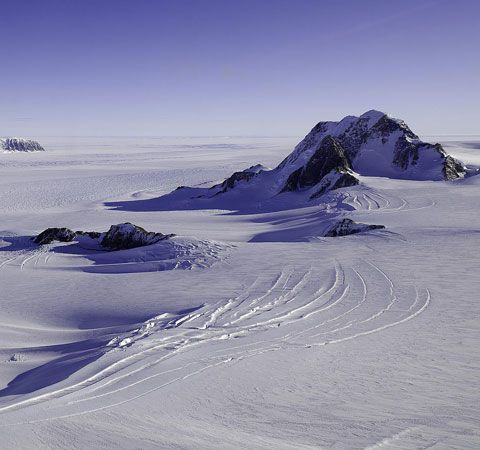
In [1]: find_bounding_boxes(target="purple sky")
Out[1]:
[1,0,478,137]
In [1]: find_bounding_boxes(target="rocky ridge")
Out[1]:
[33,223,175,250]
[324,219,385,237]
[1,137,45,152]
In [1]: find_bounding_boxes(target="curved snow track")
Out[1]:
[0,258,430,423]
[341,189,435,213]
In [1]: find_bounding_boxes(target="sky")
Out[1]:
[0,0,479,137]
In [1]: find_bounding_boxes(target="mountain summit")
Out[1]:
[277,110,464,182]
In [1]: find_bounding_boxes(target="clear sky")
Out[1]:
[1,0,478,137]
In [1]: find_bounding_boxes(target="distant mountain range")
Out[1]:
[1,137,45,152]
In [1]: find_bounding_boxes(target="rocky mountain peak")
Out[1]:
[359,109,387,123]
[279,110,465,181]
[369,114,418,140]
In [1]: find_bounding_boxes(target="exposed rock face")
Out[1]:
[281,136,355,193]
[212,164,267,194]
[1,138,45,152]
[443,154,466,181]
[324,219,385,237]
[33,228,76,244]
[100,223,175,250]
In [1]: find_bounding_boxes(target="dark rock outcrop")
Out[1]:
[280,135,359,198]
[370,114,417,138]
[100,223,175,250]
[281,136,355,193]
[212,164,266,195]
[336,117,371,160]
[443,154,466,180]
[34,223,175,250]
[1,138,45,152]
[33,227,76,244]
[76,230,102,239]
[324,219,385,237]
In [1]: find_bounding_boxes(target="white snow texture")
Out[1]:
[0,115,479,449]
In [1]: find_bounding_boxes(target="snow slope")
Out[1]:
[0,134,479,449]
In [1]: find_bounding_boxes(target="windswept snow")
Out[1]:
[0,135,479,449]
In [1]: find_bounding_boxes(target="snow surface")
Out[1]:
[0,135,479,449]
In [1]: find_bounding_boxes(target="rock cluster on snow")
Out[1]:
[33,223,175,250]
[101,223,174,250]
[33,228,77,244]
[1,137,45,152]
[324,218,384,237]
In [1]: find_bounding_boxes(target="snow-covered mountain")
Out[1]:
[163,110,466,210]
[0,137,45,152]
[277,109,465,182]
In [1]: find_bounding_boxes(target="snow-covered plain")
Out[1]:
[0,134,479,449]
